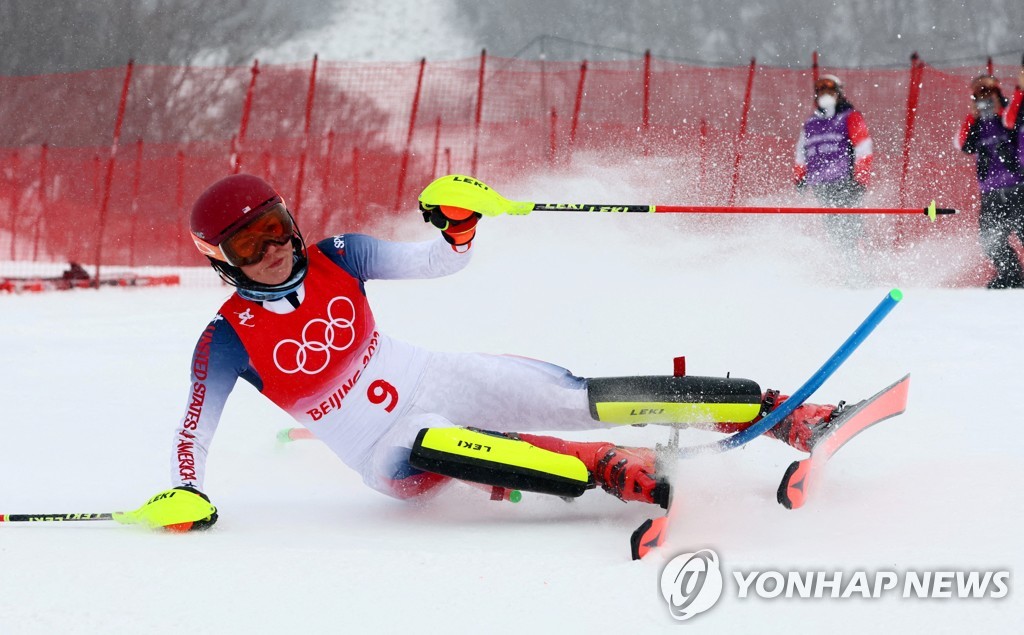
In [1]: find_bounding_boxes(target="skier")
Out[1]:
[794,74,874,256]
[136,174,841,530]
[956,74,1024,289]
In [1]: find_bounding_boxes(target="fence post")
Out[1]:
[699,119,708,195]
[549,107,558,164]
[898,52,923,211]
[351,146,361,222]
[539,37,548,114]
[293,54,319,218]
[93,155,102,207]
[9,151,20,261]
[727,57,757,206]
[93,59,134,285]
[431,116,442,179]
[395,57,427,210]
[570,60,588,152]
[32,143,48,261]
[175,150,186,266]
[471,49,487,176]
[642,49,651,155]
[128,139,142,267]
[318,128,336,240]
[233,59,260,174]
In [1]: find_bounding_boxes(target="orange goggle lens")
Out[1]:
[814,79,838,93]
[221,204,295,267]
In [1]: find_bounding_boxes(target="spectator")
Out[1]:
[955,74,1024,289]
[61,262,90,281]
[56,261,91,290]
[794,74,874,250]
[1003,66,1024,190]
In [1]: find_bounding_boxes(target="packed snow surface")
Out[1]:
[1,171,1022,633]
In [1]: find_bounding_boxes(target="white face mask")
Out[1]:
[817,94,837,111]
[975,98,996,119]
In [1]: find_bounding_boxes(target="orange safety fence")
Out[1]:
[0,54,1016,285]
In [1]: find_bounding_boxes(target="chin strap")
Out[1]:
[236,275,304,303]
[221,244,308,303]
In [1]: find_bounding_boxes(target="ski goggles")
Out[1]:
[814,78,839,94]
[972,85,997,100]
[220,203,296,267]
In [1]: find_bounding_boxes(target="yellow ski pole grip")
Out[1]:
[114,488,216,529]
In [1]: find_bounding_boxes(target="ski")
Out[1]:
[630,515,670,560]
[777,374,910,510]
[630,290,904,559]
[629,392,820,560]
[629,375,909,559]
[630,362,833,560]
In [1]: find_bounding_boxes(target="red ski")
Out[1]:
[630,515,670,560]
[777,374,910,510]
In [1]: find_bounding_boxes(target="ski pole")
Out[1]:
[673,288,904,458]
[1,502,165,524]
[531,202,952,219]
[418,174,956,220]
[1,512,119,523]
[0,511,150,524]
[2,490,213,527]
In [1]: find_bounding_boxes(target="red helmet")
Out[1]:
[190,174,307,298]
[191,174,283,256]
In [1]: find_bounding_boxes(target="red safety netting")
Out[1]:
[0,55,1016,285]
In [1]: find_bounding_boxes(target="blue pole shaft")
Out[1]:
[676,289,903,458]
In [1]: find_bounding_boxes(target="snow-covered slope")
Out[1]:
[2,170,1022,633]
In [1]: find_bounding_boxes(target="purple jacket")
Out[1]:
[800,111,855,185]
[961,116,1024,193]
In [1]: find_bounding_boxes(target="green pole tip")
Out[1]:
[889,288,903,301]
[509,490,522,503]
[276,429,294,444]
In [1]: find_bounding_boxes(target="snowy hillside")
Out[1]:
[257,0,477,63]
[1,170,1021,633]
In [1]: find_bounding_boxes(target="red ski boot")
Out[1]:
[761,390,844,452]
[591,444,672,508]
[514,434,671,508]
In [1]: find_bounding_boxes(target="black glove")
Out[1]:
[168,485,219,532]
[420,202,481,248]
[170,486,219,531]
[122,485,218,531]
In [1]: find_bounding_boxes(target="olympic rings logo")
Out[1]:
[273,296,356,375]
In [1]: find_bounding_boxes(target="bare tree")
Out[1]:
[0,0,345,75]
[0,0,356,146]
[451,0,1024,67]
